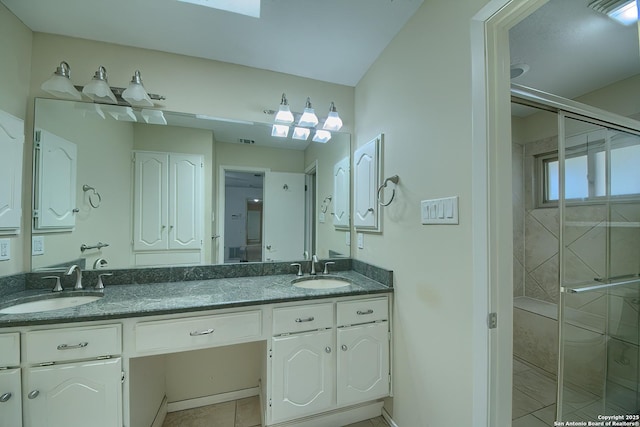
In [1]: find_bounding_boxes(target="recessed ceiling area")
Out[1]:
[1,0,424,87]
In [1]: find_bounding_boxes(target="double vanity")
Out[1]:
[0,260,393,427]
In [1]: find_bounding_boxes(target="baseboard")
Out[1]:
[382,407,399,427]
[268,401,384,427]
[167,387,260,413]
[150,396,168,427]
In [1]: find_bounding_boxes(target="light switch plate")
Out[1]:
[421,196,459,225]
[32,236,45,256]
[346,231,351,246]
[319,212,326,223]
[357,232,364,249]
[0,239,9,261]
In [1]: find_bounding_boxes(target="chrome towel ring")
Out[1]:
[377,175,399,207]
[83,184,102,208]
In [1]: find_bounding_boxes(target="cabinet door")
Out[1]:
[333,156,350,228]
[353,136,380,230]
[264,172,305,261]
[24,358,122,427]
[169,154,202,250]
[133,152,169,250]
[0,369,22,427]
[337,322,389,406]
[270,330,335,423]
[0,110,24,233]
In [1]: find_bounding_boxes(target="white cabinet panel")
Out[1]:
[337,322,389,406]
[270,330,335,423]
[0,332,20,367]
[264,171,305,261]
[133,152,168,250]
[0,110,24,234]
[23,358,122,427]
[353,136,380,231]
[333,156,350,229]
[34,129,77,229]
[169,154,202,250]
[0,369,21,427]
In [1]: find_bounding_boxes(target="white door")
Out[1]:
[271,330,335,423]
[337,322,389,406]
[35,130,77,229]
[169,154,203,250]
[264,171,305,261]
[333,156,350,228]
[353,137,379,229]
[0,369,22,427]
[23,358,122,427]
[133,152,168,250]
[0,110,23,233]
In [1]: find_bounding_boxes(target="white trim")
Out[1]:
[150,395,168,427]
[166,386,260,412]
[268,401,383,427]
[382,407,399,427]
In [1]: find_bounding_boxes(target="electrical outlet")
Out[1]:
[319,212,326,223]
[357,233,364,249]
[0,239,10,261]
[345,232,351,246]
[32,236,45,256]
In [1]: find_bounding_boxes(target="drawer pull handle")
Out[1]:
[357,309,374,315]
[190,328,215,336]
[341,344,348,351]
[325,346,332,353]
[295,316,315,323]
[57,342,88,351]
[0,392,11,402]
[28,390,39,399]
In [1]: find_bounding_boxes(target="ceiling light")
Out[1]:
[141,109,167,125]
[589,0,638,25]
[82,66,117,104]
[272,124,289,138]
[292,127,310,140]
[312,130,332,143]
[41,61,82,100]
[274,93,294,124]
[122,70,154,107]
[297,97,318,128]
[176,0,260,18]
[322,102,343,131]
[510,63,530,79]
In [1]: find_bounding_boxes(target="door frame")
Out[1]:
[471,0,548,425]
[217,165,269,264]
[304,160,318,259]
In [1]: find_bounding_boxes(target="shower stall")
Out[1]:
[512,85,640,422]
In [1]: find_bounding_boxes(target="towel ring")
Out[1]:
[320,196,332,213]
[83,184,102,208]
[377,175,399,207]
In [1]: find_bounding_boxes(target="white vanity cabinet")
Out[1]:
[269,303,335,423]
[0,333,21,427]
[21,324,123,427]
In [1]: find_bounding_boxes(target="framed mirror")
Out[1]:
[31,98,351,271]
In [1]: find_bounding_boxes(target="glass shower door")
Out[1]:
[557,113,640,422]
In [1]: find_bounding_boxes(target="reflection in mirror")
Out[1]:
[31,98,351,271]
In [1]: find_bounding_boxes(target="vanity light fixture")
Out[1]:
[589,0,638,25]
[272,124,290,138]
[74,102,106,119]
[274,93,295,124]
[292,127,311,140]
[41,61,82,100]
[122,70,154,107]
[312,130,332,143]
[103,105,137,122]
[82,66,117,104]
[141,109,167,125]
[322,102,343,131]
[297,97,319,128]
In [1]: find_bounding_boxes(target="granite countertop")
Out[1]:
[0,270,392,327]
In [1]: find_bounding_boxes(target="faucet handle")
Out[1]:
[43,276,63,292]
[322,262,336,275]
[96,273,112,290]
[290,263,303,276]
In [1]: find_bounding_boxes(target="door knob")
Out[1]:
[28,390,40,399]
[0,392,11,402]
[266,245,272,250]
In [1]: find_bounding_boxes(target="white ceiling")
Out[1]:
[1,0,424,87]
[510,0,640,113]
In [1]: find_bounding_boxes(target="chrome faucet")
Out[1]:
[93,258,108,269]
[65,264,83,290]
[310,255,319,275]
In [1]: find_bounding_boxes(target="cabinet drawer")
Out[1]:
[273,303,333,335]
[135,310,262,353]
[25,324,122,364]
[337,297,388,326]
[0,333,19,368]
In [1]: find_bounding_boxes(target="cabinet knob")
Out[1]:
[325,346,332,354]
[0,392,11,402]
[28,390,40,399]
[341,344,348,351]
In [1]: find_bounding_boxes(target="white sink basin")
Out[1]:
[292,277,351,289]
[0,294,103,314]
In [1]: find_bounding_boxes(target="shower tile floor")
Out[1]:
[162,395,389,427]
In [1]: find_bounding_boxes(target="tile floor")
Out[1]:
[162,395,389,427]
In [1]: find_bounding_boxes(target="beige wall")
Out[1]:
[353,1,488,425]
[0,4,32,277]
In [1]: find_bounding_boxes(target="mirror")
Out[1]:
[31,98,351,271]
